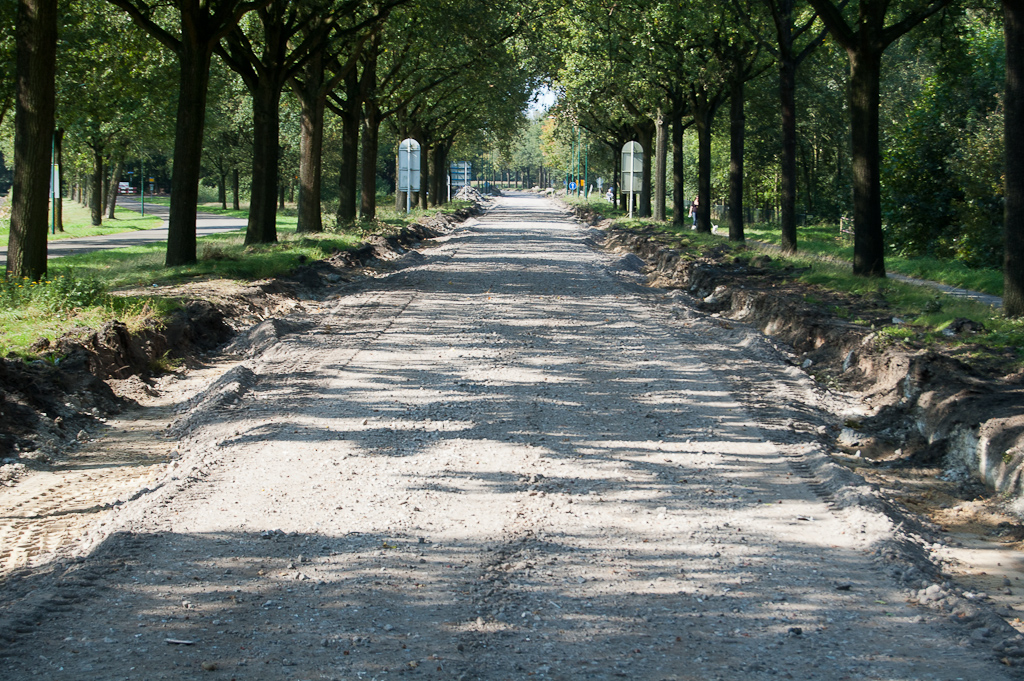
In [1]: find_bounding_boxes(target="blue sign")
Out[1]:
[569,182,578,191]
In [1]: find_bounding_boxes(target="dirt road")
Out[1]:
[0,194,1016,679]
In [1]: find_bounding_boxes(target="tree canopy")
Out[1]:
[0,0,1019,314]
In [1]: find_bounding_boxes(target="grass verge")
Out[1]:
[561,195,1004,297]
[0,199,470,358]
[607,217,1024,371]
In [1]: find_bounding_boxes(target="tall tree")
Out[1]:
[60,0,175,227]
[291,5,385,232]
[217,0,338,245]
[1006,0,1024,316]
[0,0,16,130]
[807,0,952,276]
[7,0,57,281]
[734,0,827,250]
[107,0,269,265]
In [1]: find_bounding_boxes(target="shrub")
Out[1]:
[0,273,109,313]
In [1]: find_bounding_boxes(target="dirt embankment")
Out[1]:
[0,209,475,468]
[570,206,1024,504]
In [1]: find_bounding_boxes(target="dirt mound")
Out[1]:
[0,355,120,461]
[456,185,504,200]
[0,209,477,465]
[600,223,1024,500]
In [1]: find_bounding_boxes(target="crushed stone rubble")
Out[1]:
[0,193,1020,679]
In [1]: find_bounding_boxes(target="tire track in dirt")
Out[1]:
[0,195,1019,679]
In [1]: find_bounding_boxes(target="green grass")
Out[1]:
[0,199,164,247]
[0,197,468,357]
[744,220,1004,296]
[0,272,180,359]
[569,193,1001,298]
[608,214,1023,367]
[45,216,357,289]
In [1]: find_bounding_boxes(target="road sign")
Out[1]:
[398,139,421,192]
[620,142,643,193]
[569,181,577,191]
[450,162,471,188]
[398,138,421,213]
[620,141,643,218]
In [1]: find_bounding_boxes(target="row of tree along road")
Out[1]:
[3,0,1023,316]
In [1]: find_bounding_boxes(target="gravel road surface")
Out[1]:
[0,194,1014,680]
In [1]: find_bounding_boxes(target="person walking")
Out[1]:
[689,195,699,229]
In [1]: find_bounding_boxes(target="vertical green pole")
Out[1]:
[584,144,589,200]
[141,157,145,216]
[566,134,571,194]
[50,133,56,235]
[577,126,585,196]
[574,128,579,196]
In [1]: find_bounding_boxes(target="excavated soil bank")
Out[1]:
[0,209,474,465]
[589,217,1024,500]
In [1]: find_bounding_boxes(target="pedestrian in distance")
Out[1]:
[689,196,699,229]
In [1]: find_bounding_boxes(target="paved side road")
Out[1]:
[0,199,246,267]
[0,194,1015,680]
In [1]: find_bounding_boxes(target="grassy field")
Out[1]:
[0,199,164,247]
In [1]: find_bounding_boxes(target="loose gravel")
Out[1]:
[0,193,1017,680]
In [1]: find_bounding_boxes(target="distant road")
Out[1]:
[0,198,247,267]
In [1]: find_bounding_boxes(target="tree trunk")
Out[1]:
[101,159,110,215]
[612,145,620,210]
[694,100,719,233]
[431,143,446,206]
[395,144,404,211]
[54,126,63,232]
[7,0,56,281]
[90,146,103,226]
[336,71,360,224]
[218,169,226,209]
[232,166,240,210]
[848,46,885,277]
[780,56,798,252]
[671,102,688,227]
[295,55,326,233]
[636,122,653,217]
[420,142,430,209]
[1005,0,1024,315]
[654,109,667,222]
[106,154,123,220]
[729,73,746,242]
[359,99,381,220]
[166,38,213,266]
[245,77,280,245]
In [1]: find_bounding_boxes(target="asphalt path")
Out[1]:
[0,198,247,267]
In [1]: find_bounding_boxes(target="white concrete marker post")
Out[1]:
[398,138,421,213]
[620,141,643,219]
